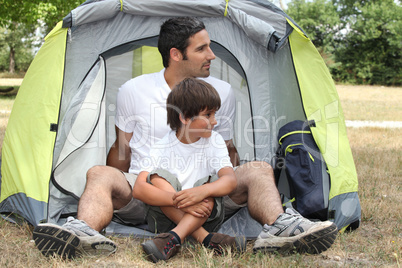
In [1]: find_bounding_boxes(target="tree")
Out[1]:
[286,0,340,70]
[0,1,83,33]
[333,0,402,85]
[0,0,83,73]
[287,0,340,48]
[0,23,37,73]
[286,0,401,86]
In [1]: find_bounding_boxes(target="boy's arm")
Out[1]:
[173,166,237,208]
[133,171,212,217]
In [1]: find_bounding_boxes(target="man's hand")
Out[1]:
[172,187,208,208]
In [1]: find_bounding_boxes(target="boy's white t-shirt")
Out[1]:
[115,69,236,174]
[141,130,233,190]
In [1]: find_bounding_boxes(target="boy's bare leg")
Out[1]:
[161,206,209,242]
[151,177,209,243]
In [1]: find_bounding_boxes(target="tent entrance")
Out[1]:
[50,37,255,224]
[102,37,256,164]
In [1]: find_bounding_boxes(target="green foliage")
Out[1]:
[287,0,401,86]
[332,0,402,85]
[0,25,36,73]
[287,0,340,48]
[0,0,83,73]
[0,0,83,33]
[287,0,341,76]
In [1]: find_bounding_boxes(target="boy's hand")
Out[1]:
[172,187,208,208]
[180,201,212,218]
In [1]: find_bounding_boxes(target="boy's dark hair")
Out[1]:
[167,78,221,131]
[158,17,206,68]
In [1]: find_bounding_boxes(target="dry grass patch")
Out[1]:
[337,85,402,121]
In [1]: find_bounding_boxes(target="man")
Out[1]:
[33,17,337,259]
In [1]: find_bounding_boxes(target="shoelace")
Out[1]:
[163,237,177,254]
[208,242,225,255]
[64,218,99,236]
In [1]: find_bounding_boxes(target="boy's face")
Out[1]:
[187,108,217,139]
[180,29,216,78]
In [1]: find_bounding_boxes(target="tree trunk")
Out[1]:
[9,46,15,73]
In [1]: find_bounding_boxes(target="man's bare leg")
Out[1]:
[77,165,133,231]
[230,161,338,254]
[33,165,131,258]
[230,161,283,225]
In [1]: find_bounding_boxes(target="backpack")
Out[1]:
[274,120,330,220]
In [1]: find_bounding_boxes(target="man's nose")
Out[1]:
[207,47,216,60]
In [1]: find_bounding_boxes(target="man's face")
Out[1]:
[181,29,216,78]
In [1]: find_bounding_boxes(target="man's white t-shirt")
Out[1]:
[115,69,236,174]
[141,130,233,190]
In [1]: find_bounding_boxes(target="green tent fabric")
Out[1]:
[287,21,358,199]
[1,23,67,223]
[0,0,360,237]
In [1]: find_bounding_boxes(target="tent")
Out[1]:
[0,0,361,238]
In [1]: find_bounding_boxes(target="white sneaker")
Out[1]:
[253,208,338,254]
[33,216,117,259]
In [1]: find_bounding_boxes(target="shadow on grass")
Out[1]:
[0,86,19,99]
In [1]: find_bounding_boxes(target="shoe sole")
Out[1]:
[253,222,338,255]
[141,240,165,263]
[33,224,116,259]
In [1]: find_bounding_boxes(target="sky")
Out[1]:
[271,0,292,10]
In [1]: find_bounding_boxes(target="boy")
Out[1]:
[132,78,246,263]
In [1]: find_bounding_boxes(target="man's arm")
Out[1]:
[226,139,240,167]
[106,126,133,172]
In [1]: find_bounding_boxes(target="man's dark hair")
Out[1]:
[167,78,221,131]
[158,17,206,68]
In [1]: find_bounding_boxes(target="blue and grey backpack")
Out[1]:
[274,120,330,220]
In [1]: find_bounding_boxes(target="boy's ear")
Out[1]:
[179,113,190,125]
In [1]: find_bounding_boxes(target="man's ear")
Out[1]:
[179,113,190,125]
[170,48,182,62]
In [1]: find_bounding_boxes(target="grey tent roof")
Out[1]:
[63,0,299,52]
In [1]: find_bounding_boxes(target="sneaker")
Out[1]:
[141,233,181,263]
[33,216,117,259]
[207,233,246,255]
[253,208,338,254]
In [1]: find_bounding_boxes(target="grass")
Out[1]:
[0,84,401,267]
[337,85,402,121]
[0,72,25,79]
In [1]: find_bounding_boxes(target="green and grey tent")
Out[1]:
[0,0,360,237]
